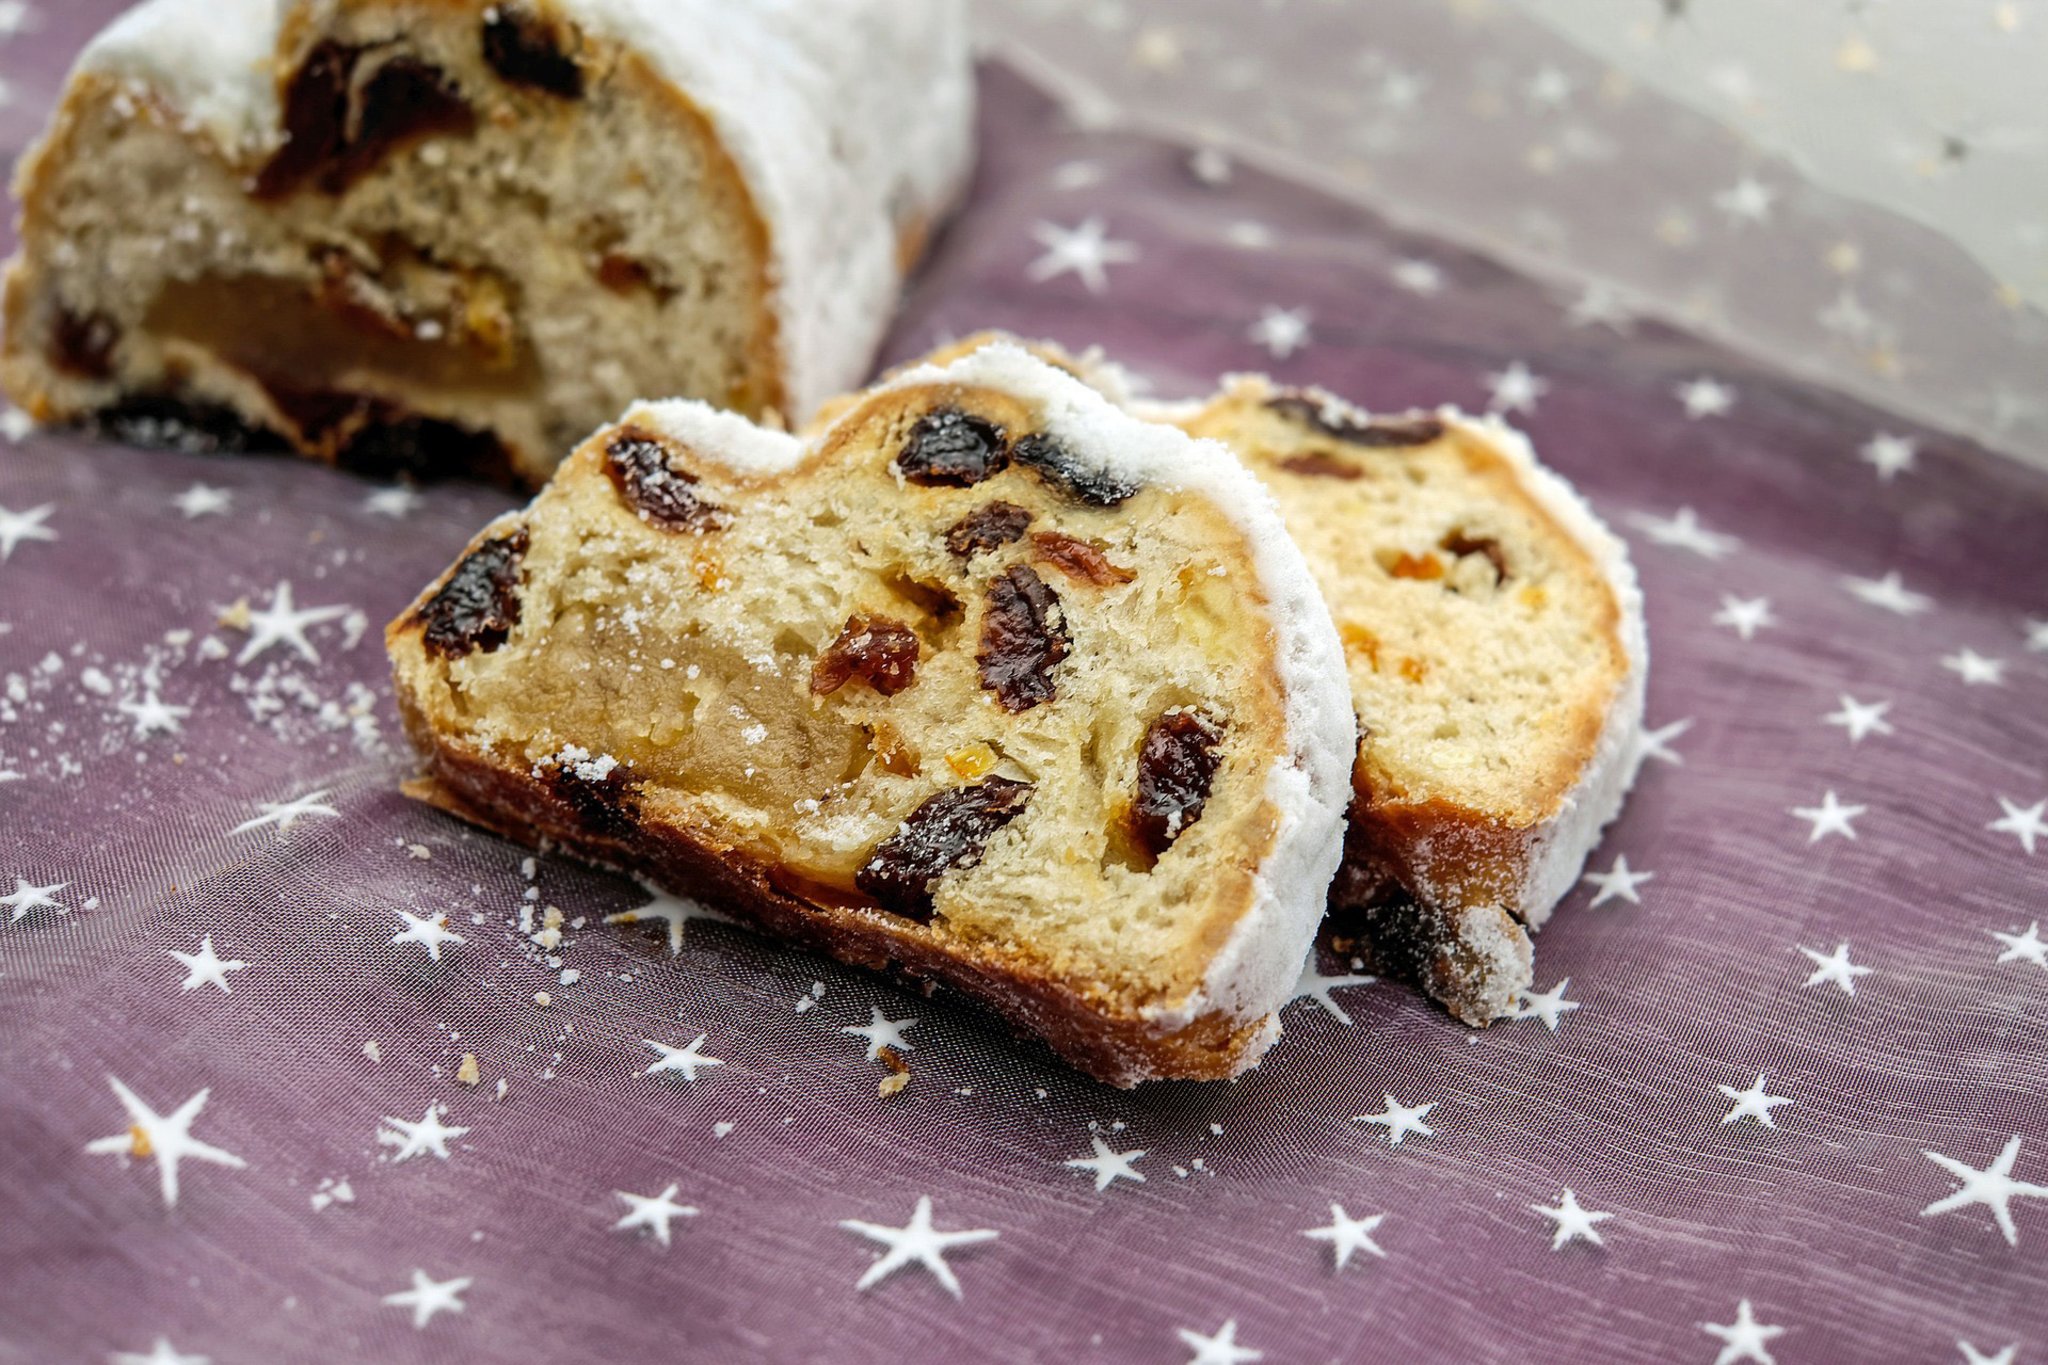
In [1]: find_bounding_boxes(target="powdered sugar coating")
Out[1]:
[620,398,803,477]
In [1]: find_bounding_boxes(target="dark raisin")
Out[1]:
[1440,529,1509,583]
[1267,393,1444,448]
[1130,711,1223,858]
[481,5,585,98]
[811,614,921,697]
[264,384,516,484]
[547,757,640,838]
[255,41,354,199]
[943,501,1033,558]
[51,308,119,379]
[604,427,728,531]
[255,44,474,200]
[338,56,475,188]
[1031,530,1133,586]
[90,394,285,454]
[1011,432,1137,506]
[1277,450,1362,480]
[418,528,529,658]
[855,777,1034,919]
[896,408,1007,487]
[976,565,1068,712]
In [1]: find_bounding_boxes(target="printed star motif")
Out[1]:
[170,483,232,519]
[378,1102,469,1162]
[1515,979,1580,1030]
[168,935,248,994]
[0,2,35,39]
[1390,258,1444,295]
[1247,306,1313,359]
[2025,618,2048,653]
[1355,1095,1436,1146]
[363,486,421,518]
[1714,176,1777,224]
[0,502,57,559]
[1718,1074,1793,1128]
[389,907,464,962]
[1922,1136,2048,1245]
[1798,944,1872,995]
[1628,508,1740,559]
[1064,1133,1148,1191]
[1026,218,1139,294]
[1582,854,1653,907]
[111,1338,210,1365]
[85,1076,246,1207]
[1531,1189,1612,1249]
[1699,1300,1786,1365]
[1302,1203,1387,1269]
[230,789,339,835]
[118,691,192,739]
[1941,648,2006,686]
[1484,361,1549,415]
[1860,433,1918,481]
[1991,923,2048,970]
[1565,282,1635,331]
[841,1005,917,1060]
[1790,791,1866,843]
[643,1034,723,1081]
[1526,65,1575,108]
[1676,377,1736,419]
[2,876,67,922]
[1824,694,1893,743]
[1989,798,2047,855]
[382,1269,472,1329]
[604,882,730,954]
[1638,716,1694,766]
[0,405,32,440]
[1958,1341,2018,1365]
[1178,1319,1263,1365]
[1291,957,1377,1024]
[1842,570,1933,615]
[1712,594,1775,640]
[613,1183,698,1247]
[233,581,350,665]
[838,1196,998,1299]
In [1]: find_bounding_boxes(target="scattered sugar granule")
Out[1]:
[310,1177,355,1211]
[362,1040,382,1063]
[455,1054,480,1086]
[742,723,768,746]
[713,1121,735,1139]
[795,996,816,1013]
[81,668,113,695]
[81,897,99,912]
[406,844,432,860]
[559,969,581,986]
[494,1078,508,1101]
[531,926,562,950]
[520,857,537,881]
[533,991,553,1007]
[1210,1123,1223,1136]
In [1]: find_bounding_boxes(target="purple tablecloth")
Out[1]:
[2,11,2046,1364]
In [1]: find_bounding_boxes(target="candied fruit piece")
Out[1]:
[1276,450,1362,480]
[1440,529,1510,583]
[419,528,529,658]
[944,742,998,781]
[604,426,729,531]
[1388,551,1444,581]
[811,614,921,697]
[944,501,1033,558]
[896,407,1007,486]
[481,5,585,99]
[867,721,920,776]
[855,776,1034,919]
[976,565,1069,712]
[1031,530,1134,587]
[1011,432,1137,506]
[1266,394,1444,448]
[1130,711,1223,858]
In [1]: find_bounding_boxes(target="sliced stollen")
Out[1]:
[386,344,1355,1085]
[3,0,973,484]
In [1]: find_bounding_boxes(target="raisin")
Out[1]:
[418,528,529,658]
[1031,530,1134,586]
[255,43,474,200]
[944,501,1033,558]
[340,56,475,187]
[976,565,1068,712]
[1277,450,1362,481]
[1440,529,1509,583]
[811,614,921,697]
[548,762,639,838]
[1130,711,1223,858]
[604,427,728,531]
[264,384,516,483]
[51,308,119,379]
[855,776,1034,919]
[896,407,1007,487]
[255,41,353,199]
[90,394,285,454]
[481,5,585,99]
[1011,432,1136,506]
[1267,393,1444,448]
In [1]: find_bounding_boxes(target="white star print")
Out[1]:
[1712,594,1775,640]
[363,486,421,518]
[0,502,57,559]
[168,935,247,994]
[1860,433,1918,481]
[2,876,67,922]
[1790,791,1866,843]
[1699,1300,1785,1365]
[118,691,191,739]
[1301,1203,1387,1269]
[1225,221,1274,251]
[1988,798,2047,855]
[1958,1341,2018,1365]
[1064,1133,1147,1191]
[0,2,36,39]
[1531,1189,1611,1249]
[1565,281,1635,331]
[229,789,339,835]
[85,1076,246,1207]
[1798,944,1872,995]
[0,406,31,441]
[233,581,350,665]
[389,907,464,962]
[1484,360,1549,415]
[1290,957,1377,1024]
[613,1183,698,1247]
[1628,508,1740,559]
[841,1005,916,1060]
[1922,1136,2048,1245]
[1354,1095,1436,1145]
[1676,377,1736,419]
[1638,716,1694,766]
[382,1269,472,1329]
[1991,923,2048,970]
[1714,176,1777,224]
[644,1034,723,1081]
[110,1338,210,1365]
[2024,618,2048,653]
[1247,306,1313,359]
[170,483,232,519]
[1178,1319,1263,1365]
[1186,147,1231,186]
[378,1102,469,1162]
[1390,258,1444,295]
[1514,979,1580,1030]
[1026,218,1138,294]
[1842,570,1933,616]
[1526,65,1575,108]
[838,1196,997,1299]
[603,882,729,954]
[1582,854,1653,907]
[1823,695,1893,744]
[1717,1074,1793,1128]
[1941,648,2006,686]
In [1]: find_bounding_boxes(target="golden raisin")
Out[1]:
[1032,530,1135,586]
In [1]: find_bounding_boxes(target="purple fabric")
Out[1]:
[4,18,2048,1365]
